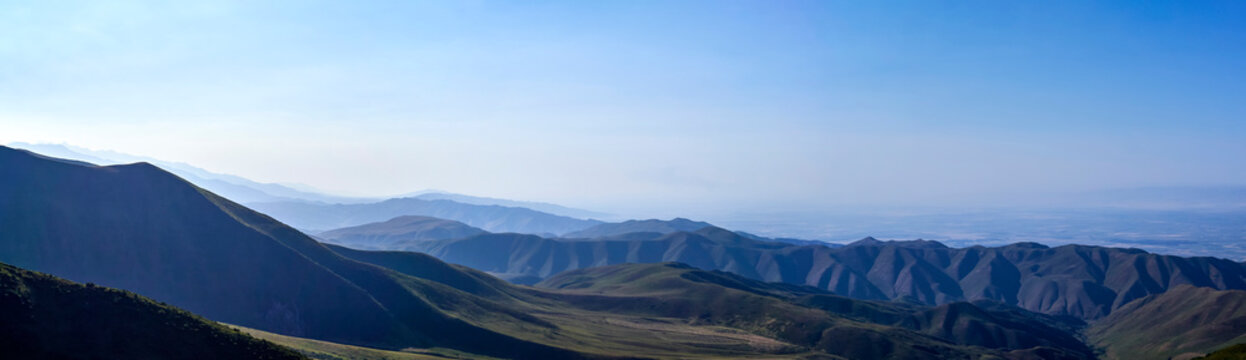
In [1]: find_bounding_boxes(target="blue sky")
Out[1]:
[2,1,1244,217]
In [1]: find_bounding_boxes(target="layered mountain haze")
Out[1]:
[6,145,1246,359]
[0,146,600,359]
[249,198,603,235]
[5,142,366,204]
[407,191,613,220]
[2,140,603,227]
[8,145,1118,359]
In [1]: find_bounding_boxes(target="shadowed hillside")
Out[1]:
[0,262,305,360]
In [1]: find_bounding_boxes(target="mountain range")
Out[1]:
[346,220,1246,321]
[0,144,1148,359]
[5,142,608,223]
[250,198,604,234]
[0,145,595,359]
[4,145,1246,359]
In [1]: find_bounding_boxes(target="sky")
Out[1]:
[2,0,1245,218]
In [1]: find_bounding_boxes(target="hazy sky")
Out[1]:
[3,1,1245,217]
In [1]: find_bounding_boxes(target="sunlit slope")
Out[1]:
[535,262,1095,360]
[1090,285,1246,360]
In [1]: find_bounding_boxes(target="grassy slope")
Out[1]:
[529,262,1095,360]
[329,246,822,359]
[0,262,305,360]
[1089,285,1246,360]
[1196,343,1246,360]
[233,325,501,360]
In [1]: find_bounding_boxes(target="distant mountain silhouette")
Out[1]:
[407,191,612,220]
[0,262,305,360]
[1089,285,1246,360]
[562,218,713,238]
[249,198,603,234]
[316,215,486,250]
[5,142,367,204]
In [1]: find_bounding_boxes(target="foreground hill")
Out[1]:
[317,215,487,250]
[395,225,1246,320]
[0,146,597,359]
[1089,285,1246,360]
[249,198,603,234]
[0,262,305,360]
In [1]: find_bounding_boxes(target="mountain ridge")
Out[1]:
[389,223,1246,320]
[317,215,487,250]
[249,197,604,235]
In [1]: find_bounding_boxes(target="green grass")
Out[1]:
[231,325,500,360]
[1196,343,1246,360]
[523,262,1090,360]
